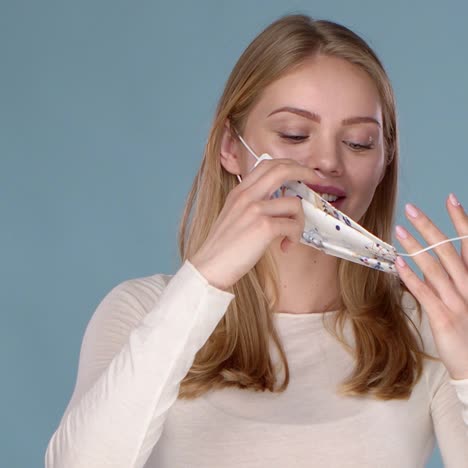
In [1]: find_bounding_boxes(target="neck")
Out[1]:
[268,238,341,315]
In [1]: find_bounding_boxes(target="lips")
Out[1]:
[304,183,347,197]
[329,197,345,209]
[303,183,347,210]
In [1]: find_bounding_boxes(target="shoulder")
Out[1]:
[109,271,174,312]
[86,259,233,339]
[59,270,177,419]
[82,270,175,348]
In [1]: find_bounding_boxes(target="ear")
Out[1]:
[220,121,242,176]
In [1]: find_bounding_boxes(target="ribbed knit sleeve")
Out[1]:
[45,260,234,468]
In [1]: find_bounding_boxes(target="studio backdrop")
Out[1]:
[1,1,467,467]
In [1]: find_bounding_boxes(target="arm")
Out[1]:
[418,307,468,466]
[448,377,468,431]
[45,260,234,468]
[430,372,468,467]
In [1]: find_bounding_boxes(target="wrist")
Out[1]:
[188,255,229,291]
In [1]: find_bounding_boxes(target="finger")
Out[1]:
[243,161,320,201]
[446,193,468,267]
[257,195,305,221]
[270,217,303,244]
[259,196,305,249]
[226,182,304,230]
[237,157,296,189]
[395,224,464,312]
[402,203,467,294]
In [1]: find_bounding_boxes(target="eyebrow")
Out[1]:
[267,106,381,128]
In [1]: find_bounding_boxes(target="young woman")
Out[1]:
[45,14,468,467]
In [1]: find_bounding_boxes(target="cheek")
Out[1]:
[348,159,385,217]
[354,150,385,188]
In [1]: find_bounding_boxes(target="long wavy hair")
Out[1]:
[177,14,437,400]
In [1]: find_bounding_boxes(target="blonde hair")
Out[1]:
[177,14,437,400]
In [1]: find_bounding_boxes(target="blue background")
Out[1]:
[2,1,467,466]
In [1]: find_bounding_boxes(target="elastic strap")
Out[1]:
[398,235,468,257]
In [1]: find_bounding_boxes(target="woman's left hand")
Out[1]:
[394,193,468,380]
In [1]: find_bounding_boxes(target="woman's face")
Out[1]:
[238,54,386,222]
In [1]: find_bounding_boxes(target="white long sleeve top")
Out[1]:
[45,259,468,468]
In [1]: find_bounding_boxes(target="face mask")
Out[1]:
[235,132,468,276]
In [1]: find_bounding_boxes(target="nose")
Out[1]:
[306,140,344,179]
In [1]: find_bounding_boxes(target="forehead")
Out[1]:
[251,55,382,121]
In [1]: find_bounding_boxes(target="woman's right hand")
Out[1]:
[189,159,318,291]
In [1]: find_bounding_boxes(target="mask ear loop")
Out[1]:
[396,235,468,257]
[233,130,259,160]
[232,129,263,184]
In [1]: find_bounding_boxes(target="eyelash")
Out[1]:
[279,133,308,143]
[345,141,374,151]
[279,133,309,143]
[279,134,374,151]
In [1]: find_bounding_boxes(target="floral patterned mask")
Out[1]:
[235,132,467,276]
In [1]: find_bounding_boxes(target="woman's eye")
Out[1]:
[279,133,308,142]
[345,141,374,151]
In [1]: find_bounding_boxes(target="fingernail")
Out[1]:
[449,193,461,207]
[396,256,406,267]
[395,225,408,239]
[405,203,419,218]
